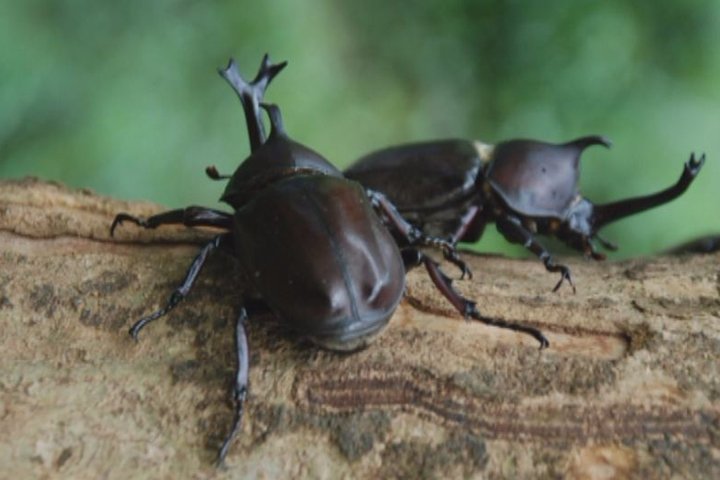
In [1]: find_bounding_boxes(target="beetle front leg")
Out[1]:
[406,249,549,349]
[110,206,233,236]
[128,234,228,339]
[367,189,472,279]
[496,216,575,293]
[217,307,250,466]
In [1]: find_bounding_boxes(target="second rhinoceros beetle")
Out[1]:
[110,56,549,465]
[345,137,705,291]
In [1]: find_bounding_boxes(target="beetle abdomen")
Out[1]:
[346,139,490,239]
[346,139,486,211]
[232,175,405,351]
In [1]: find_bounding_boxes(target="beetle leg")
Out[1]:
[496,216,575,293]
[367,189,472,279]
[219,54,287,152]
[410,250,549,349]
[584,239,606,261]
[591,152,705,231]
[593,233,617,251]
[400,249,424,270]
[449,205,483,245]
[217,307,250,466]
[110,207,233,236]
[128,234,227,339]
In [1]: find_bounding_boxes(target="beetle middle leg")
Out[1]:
[496,216,575,293]
[403,249,549,349]
[367,189,472,279]
[128,234,228,339]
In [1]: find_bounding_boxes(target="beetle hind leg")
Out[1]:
[408,250,549,349]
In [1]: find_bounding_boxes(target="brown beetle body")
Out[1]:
[231,152,404,351]
[346,136,705,291]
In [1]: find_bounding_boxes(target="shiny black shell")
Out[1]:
[221,112,343,209]
[346,139,485,211]
[233,175,405,350]
[345,139,489,238]
[346,136,610,223]
[229,104,405,350]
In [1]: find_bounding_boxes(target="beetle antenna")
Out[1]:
[219,54,288,152]
[206,165,231,181]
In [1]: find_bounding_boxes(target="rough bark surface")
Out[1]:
[1,178,718,479]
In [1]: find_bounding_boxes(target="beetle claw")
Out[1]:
[552,267,575,293]
[447,253,472,280]
[216,387,247,467]
[466,304,550,349]
[110,213,147,236]
[433,240,473,279]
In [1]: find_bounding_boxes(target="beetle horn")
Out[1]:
[219,54,288,152]
[590,152,706,232]
[260,103,286,137]
[563,135,612,153]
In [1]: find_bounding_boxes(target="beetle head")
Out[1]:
[561,151,706,255]
[221,103,343,208]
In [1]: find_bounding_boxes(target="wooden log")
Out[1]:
[1,178,718,478]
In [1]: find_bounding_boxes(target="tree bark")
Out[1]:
[1,178,718,479]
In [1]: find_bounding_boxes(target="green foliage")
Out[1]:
[1,0,718,256]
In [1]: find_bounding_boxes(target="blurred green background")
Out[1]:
[1,0,718,258]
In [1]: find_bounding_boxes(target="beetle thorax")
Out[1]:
[221,129,343,209]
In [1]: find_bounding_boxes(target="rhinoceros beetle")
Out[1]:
[110,56,549,465]
[667,234,720,254]
[345,137,705,291]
